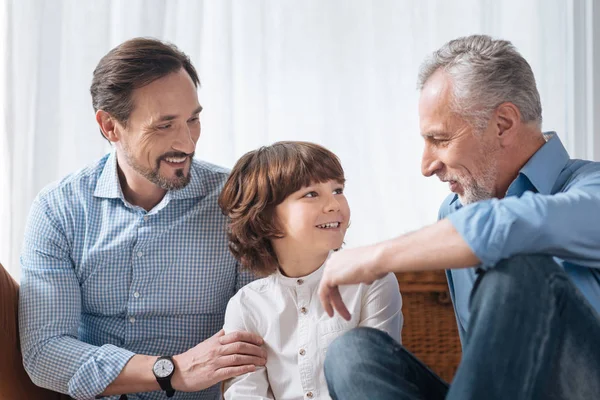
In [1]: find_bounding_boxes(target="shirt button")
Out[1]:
[143,215,149,221]
[133,292,140,298]
[300,307,307,314]
[137,251,143,257]
[296,279,304,285]
[306,392,313,398]
[299,348,306,356]
[129,317,136,324]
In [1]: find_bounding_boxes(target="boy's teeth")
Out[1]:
[317,222,340,229]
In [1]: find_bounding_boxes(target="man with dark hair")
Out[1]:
[17,37,266,400]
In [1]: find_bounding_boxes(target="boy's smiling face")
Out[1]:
[273,179,350,257]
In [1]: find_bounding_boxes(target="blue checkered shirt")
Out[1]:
[19,151,254,400]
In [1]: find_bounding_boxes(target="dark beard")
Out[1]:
[124,148,193,191]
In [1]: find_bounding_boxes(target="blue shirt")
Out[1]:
[19,152,254,400]
[439,133,600,344]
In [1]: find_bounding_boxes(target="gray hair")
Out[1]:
[417,35,542,131]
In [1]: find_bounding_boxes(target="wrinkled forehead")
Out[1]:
[418,73,472,138]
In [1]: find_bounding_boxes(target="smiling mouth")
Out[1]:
[163,156,187,163]
[316,222,341,229]
[160,156,191,169]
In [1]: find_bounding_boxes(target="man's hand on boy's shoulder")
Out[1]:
[172,329,267,391]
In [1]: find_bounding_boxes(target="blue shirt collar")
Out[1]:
[94,151,124,200]
[449,131,570,205]
[517,132,570,195]
[94,151,208,202]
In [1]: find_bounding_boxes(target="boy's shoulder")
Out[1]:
[235,275,274,298]
[225,275,276,331]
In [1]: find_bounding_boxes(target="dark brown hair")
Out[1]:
[218,141,345,276]
[90,37,200,139]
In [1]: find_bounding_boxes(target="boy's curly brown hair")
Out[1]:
[218,141,345,276]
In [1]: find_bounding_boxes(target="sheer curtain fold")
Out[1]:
[0,0,578,280]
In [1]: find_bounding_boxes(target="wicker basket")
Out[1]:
[396,270,462,382]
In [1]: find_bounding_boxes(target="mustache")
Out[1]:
[437,174,459,182]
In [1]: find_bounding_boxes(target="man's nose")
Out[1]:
[421,145,443,177]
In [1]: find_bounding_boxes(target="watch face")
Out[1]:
[153,358,174,378]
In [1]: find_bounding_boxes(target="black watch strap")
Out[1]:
[156,377,175,398]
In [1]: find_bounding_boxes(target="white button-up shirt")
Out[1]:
[223,264,403,399]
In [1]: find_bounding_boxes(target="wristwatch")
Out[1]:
[152,356,176,398]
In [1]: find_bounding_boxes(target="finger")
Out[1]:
[219,330,264,346]
[216,354,266,368]
[210,328,225,339]
[318,283,334,317]
[330,286,352,321]
[214,364,257,381]
[219,342,268,359]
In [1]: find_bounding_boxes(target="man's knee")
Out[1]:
[473,255,568,306]
[485,254,564,286]
[324,327,403,380]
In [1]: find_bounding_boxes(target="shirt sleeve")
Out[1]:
[18,196,135,399]
[222,291,274,399]
[358,272,403,343]
[446,170,600,269]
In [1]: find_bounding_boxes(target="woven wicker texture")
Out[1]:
[396,270,462,382]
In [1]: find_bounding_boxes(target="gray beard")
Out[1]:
[458,160,497,205]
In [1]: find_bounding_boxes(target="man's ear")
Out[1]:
[95,110,121,143]
[494,102,521,145]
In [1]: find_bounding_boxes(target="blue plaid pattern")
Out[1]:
[19,152,254,400]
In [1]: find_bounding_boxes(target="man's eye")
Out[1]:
[158,124,172,130]
[431,138,450,146]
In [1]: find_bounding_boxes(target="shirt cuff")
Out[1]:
[446,200,518,269]
[68,344,136,399]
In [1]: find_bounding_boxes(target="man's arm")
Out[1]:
[447,184,600,269]
[20,196,267,399]
[318,219,478,319]
[319,170,600,318]
[101,329,267,397]
[19,196,136,399]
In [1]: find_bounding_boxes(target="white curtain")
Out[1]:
[0,0,588,280]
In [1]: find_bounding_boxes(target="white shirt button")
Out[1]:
[143,215,149,221]
[133,292,140,298]
[306,392,313,398]
[129,317,136,323]
[137,251,143,257]
[300,307,307,314]
[296,279,304,285]
[299,348,306,356]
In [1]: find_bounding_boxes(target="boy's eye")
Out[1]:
[303,191,318,198]
[333,188,344,195]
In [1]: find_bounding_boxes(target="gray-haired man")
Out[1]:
[320,35,600,400]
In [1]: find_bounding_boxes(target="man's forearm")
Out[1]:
[99,355,160,396]
[375,218,480,274]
